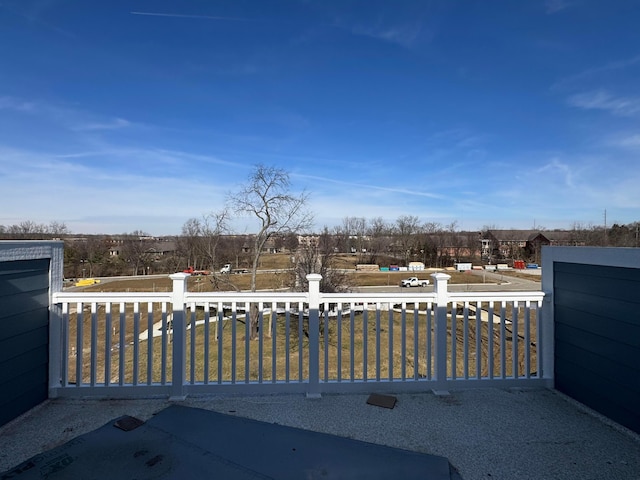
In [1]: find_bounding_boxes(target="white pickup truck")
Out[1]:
[400,277,430,287]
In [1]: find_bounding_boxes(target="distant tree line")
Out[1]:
[2,217,639,281]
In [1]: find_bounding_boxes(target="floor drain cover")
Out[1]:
[114,416,145,432]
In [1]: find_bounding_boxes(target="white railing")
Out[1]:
[50,273,549,398]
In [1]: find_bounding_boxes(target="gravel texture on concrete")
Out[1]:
[1,388,639,480]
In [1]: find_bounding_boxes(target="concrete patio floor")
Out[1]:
[1,388,639,480]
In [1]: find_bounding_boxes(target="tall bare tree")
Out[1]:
[228,164,313,339]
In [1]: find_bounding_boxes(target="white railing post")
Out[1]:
[170,273,189,400]
[48,243,65,397]
[306,274,322,398]
[432,272,451,393]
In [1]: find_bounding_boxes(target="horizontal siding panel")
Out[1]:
[554,288,639,327]
[556,261,640,284]
[555,341,640,394]
[0,309,49,342]
[0,325,48,364]
[555,304,640,348]
[0,268,50,297]
[555,322,638,371]
[555,361,640,434]
[0,375,48,428]
[0,258,49,275]
[554,273,640,303]
[0,363,48,407]
[0,289,49,321]
[0,344,48,385]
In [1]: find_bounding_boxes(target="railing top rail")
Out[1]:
[52,290,544,305]
[320,292,437,302]
[53,291,173,303]
[184,291,309,302]
[447,291,545,302]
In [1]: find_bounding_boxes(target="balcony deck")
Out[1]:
[1,388,639,480]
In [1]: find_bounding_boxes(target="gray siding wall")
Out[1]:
[0,241,63,427]
[0,259,50,427]
[543,247,640,434]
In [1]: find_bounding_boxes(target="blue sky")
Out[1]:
[1,0,639,235]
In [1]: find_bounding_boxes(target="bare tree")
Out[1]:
[179,218,202,269]
[395,215,420,265]
[293,227,348,293]
[199,210,230,271]
[228,164,313,339]
[120,232,153,276]
[364,217,392,264]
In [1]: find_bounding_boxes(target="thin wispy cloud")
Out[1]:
[130,11,255,22]
[567,90,640,117]
[537,159,576,189]
[545,0,574,14]
[610,134,640,149]
[296,173,445,200]
[0,96,36,112]
[73,118,133,131]
[0,1,76,39]
[552,54,640,91]
[344,21,425,49]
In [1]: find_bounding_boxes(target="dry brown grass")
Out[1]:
[80,263,484,293]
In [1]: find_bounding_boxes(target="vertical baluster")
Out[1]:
[451,302,457,380]
[285,302,290,383]
[388,303,394,381]
[245,302,250,384]
[271,303,277,383]
[337,303,343,382]
[500,301,507,379]
[413,303,419,381]
[463,302,469,380]
[536,300,542,378]
[375,303,381,381]
[475,302,482,379]
[119,302,125,386]
[298,303,303,383]
[105,302,112,386]
[350,303,355,381]
[231,301,237,384]
[217,302,223,384]
[323,302,329,382]
[90,303,97,387]
[61,302,69,385]
[363,303,368,382]
[512,301,519,378]
[204,302,210,384]
[426,303,432,380]
[75,302,83,386]
[161,302,167,385]
[133,302,140,385]
[524,300,531,378]
[147,302,153,385]
[258,302,264,384]
[400,303,406,381]
[189,302,196,384]
[488,301,494,379]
